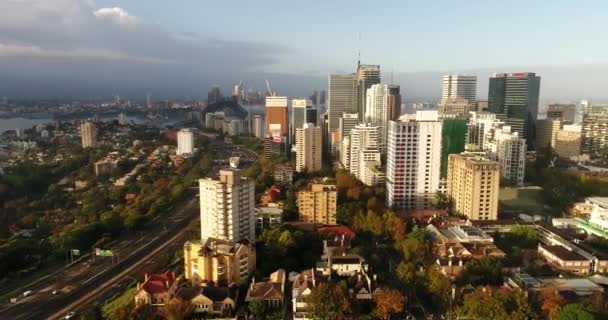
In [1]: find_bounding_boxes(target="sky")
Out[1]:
[1,0,608,101]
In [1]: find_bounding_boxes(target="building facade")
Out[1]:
[486,126,526,186]
[365,84,400,152]
[447,154,500,220]
[535,119,561,150]
[295,124,323,173]
[80,121,97,148]
[386,111,443,210]
[199,169,255,242]
[555,125,582,159]
[327,74,357,137]
[348,124,380,179]
[177,128,194,155]
[581,109,608,157]
[488,72,541,147]
[442,74,477,103]
[356,64,381,121]
[298,184,337,224]
[265,96,289,139]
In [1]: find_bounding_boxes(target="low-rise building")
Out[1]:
[255,204,283,232]
[94,159,116,176]
[274,164,293,185]
[190,284,238,316]
[538,244,592,275]
[245,269,286,308]
[134,272,178,307]
[292,269,328,320]
[183,238,256,286]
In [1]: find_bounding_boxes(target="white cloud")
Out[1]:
[93,7,139,25]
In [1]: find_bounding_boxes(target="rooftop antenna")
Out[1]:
[357,32,362,68]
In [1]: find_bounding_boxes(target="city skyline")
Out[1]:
[1,1,608,100]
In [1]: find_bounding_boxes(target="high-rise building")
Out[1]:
[546,104,577,123]
[177,128,194,155]
[581,108,608,157]
[306,108,318,126]
[486,126,526,186]
[339,113,359,141]
[386,111,443,210]
[466,112,502,150]
[447,154,500,220]
[208,85,223,104]
[291,99,313,143]
[297,184,337,224]
[80,121,97,148]
[365,84,401,152]
[535,119,561,150]
[357,149,383,186]
[295,124,323,173]
[555,125,582,159]
[442,75,477,103]
[265,96,289,140]
[356,64,381,121]
[488,72,541,147]
[440,118,467,177]
[118,113,128,126]
[348,124,380,178]
[252,115,265,139]
[327,74,357,136]
[199,169,255,242]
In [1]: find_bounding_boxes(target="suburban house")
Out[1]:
[134,271,178,307]
[246,269,286,308]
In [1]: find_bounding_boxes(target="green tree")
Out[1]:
[458,256,503,286]
[307,282,352,320]
[457,287,532,320]
[248,300,269,319]
[425,265,452,311]
[558,303,600,320]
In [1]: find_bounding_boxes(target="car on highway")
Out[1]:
[22,290,34,297]
[63,311,76,319]
[52,289,59,295]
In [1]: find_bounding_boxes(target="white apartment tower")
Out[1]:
[80,121,97,148]
[442,75,477,103]
[295,123,323,173]
[486,126,526,186]
[348,124,380,179]
[177,128,194,155]
[365,84,391,152]
[386,111,443,210]
[199,169,255,242]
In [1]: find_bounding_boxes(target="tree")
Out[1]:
[307,282,352,320]
[558,303,599,320]
[425,265,452,311]
[433,191,449,210]
[458,256,503,286]
[540,287,566,320]
[373,288,406,320]
[158,297,194,320]
[396,262,418,287]
[248,300,269,319]
[457,287,532,320]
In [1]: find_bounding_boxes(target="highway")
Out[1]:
[0,141,254,320]
[0,194,198,320]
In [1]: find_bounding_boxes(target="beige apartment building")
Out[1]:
[297,184,337,224]
[447,154,500,220]
[295,123,323,173]
[535,119,561,150]
[555,125,582,159]
[183,238,256,286]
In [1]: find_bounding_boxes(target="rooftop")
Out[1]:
[540,245,589,262]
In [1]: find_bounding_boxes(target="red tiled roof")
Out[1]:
[141,272,176,295]
[318,226,356,238]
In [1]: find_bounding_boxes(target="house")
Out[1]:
[183,238,256,286]
[246,269,286,308]
[190,284,238,316]
[317,253,368,277]
[292,269,328,320]
[346,270,382,301]
[134,272,178,307]
[255,204,283,232]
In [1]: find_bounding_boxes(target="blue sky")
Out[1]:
[96,0,608,74]
[1,0,607,99]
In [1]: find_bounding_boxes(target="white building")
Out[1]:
[386,111,443,209]
[348,124,380,179]
[587,197,608,233]
[486,126,526,186]
[442,74,477,103]
[80,121,97,148]
[295,123,323,173]
[252,115,265,139]
[466,112,504,150]
[358,150,385,186]
[177,128,194,155]
[365,84,392,152]
[339,136,351,170]
[199,169,255,242]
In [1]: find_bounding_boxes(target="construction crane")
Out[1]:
[265,79,275,97]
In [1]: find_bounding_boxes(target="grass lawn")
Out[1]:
[102,286,136,318]
[499,186,546,214]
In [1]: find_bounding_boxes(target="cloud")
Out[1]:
[93,7,139,25]
[0,0,290,98]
